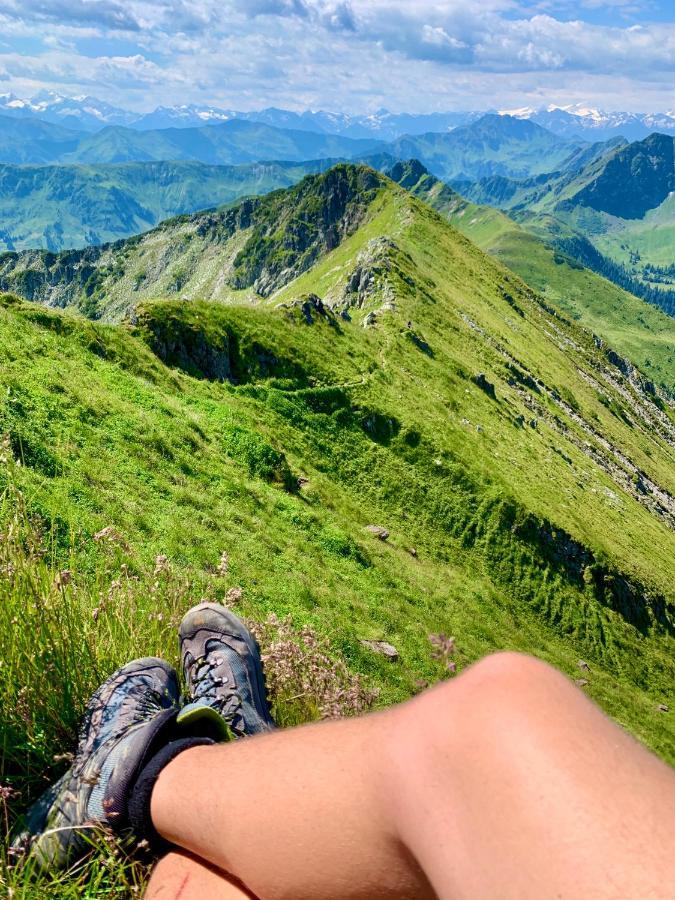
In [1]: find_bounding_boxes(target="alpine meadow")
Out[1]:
[1,2,674,897]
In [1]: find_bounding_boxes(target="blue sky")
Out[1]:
[0,1,673,112]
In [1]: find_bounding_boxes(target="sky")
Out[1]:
[0,0,673,113]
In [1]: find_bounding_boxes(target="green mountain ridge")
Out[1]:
[0,165,383,321]
[2,155,673,397]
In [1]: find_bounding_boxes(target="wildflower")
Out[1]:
[0,433,12,466]
[428,633,457,674]
[0,784,18,802]
[249,614,378,721]
[216,551,229,577]
[93,525,130,551]
[225,586,244,606]
[53,570,72,590]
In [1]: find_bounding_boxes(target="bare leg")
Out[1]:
[149,653,675,899]
[146,851,253,899]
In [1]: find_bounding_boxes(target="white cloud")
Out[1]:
[0,0,672,112]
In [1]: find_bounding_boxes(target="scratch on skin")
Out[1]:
[173,872,191,899]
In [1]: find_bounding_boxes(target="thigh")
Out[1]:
[390,653,675,900]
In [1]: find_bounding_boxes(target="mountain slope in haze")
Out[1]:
[0,114,85,164]
[555,133,675,219]
[0,116,385,166]
[131,106,482,140]
[0,159,340,252]
[387,160,675,394]
[388,115,582,182]
[1,166,673,776]
[460,134,675,316]
[59,120,385,166]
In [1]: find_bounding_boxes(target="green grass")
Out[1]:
[0,167,674,895]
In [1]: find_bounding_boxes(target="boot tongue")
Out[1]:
[176,700,233,742]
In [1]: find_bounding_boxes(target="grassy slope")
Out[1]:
[394,166,675,393]
[1,169,674,893]
[5,150,672,397]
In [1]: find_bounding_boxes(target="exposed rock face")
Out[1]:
[474,373,497,399]
[280,293,338,326]
[0,244,108,311]
[139,312,235,381]
[337,236,400,313]
[605,347,656,397]
[230,165,383,297]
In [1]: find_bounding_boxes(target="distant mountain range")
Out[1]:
[2,91,674,142]
[0,113,611,252]
[0,112,605,183]
[0,114,385,166]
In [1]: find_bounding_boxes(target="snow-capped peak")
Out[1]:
[498,106,536,118]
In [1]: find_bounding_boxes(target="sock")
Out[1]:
[128,736,214,854]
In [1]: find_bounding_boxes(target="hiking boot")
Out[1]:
[178,602,275,737]
[12,658,181,870]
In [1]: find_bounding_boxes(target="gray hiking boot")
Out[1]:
[12,658,181,870]
[177,602,275,737]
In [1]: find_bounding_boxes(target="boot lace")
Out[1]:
[190,656,244,735]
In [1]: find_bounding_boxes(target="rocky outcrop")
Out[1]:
[336,237,400,313]
[0,245,109,312]
[279,293,340,327]
[230,165,383,297]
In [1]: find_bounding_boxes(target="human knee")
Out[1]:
[404,652,566,753]
[145,852,191,898]
[461,650,559,697]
